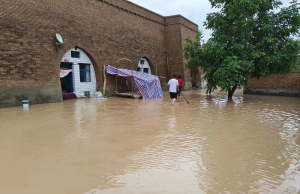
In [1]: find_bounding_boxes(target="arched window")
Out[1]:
[60,48,97,98]
[137,58,151,74]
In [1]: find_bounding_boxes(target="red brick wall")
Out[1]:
[0,0,198,106]
[247,70,300,90]
[164,22,183,79]
[0,0,167,86]
[164,15,198,89]
[180,24,201,89]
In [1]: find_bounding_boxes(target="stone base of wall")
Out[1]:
[160,82,168,91]
[184,82,192,90]
[102,84,117,97]
[162,81,195,91]
[244,88,300,97]
[194,81,202,89]
[156,81,194,91]
[0,86,63,108]
[201,81,207,89]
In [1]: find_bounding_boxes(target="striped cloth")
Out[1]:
[106,65,163,100]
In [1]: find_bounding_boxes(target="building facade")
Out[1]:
[2,1,296,108]
[0,0,201,108]
[60,48,98,98]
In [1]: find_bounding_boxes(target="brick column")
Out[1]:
[72,63,81,97]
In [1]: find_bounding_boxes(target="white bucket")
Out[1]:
[22,100,29,108]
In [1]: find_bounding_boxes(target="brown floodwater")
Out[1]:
[0,90,300,194]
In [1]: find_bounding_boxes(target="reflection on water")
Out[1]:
[0,90,299,194]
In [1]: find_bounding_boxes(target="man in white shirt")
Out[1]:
[168,74,179,104]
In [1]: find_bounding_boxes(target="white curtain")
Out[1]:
[60,69,72,78]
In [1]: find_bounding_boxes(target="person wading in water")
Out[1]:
[206,75,215,95]
[177,75,183,96]
[168,74,179,105]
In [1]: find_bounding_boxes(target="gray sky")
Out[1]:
[129,0,293,40]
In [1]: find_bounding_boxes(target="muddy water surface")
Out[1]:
[0,90,300,194]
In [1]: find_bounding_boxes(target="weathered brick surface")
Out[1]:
[164,15,198,90]
[0,0,197,85]
[0,0,198,107]
[165,23,183,79]
[2,0,296,103]
[180,24,201,89]
[247,70,300,90]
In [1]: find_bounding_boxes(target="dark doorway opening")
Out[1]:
[61,73,73,93]
[60,62,76,100]
[60,62,73,93]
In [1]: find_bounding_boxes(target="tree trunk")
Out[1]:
[228,85,237,99]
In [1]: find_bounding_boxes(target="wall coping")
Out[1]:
[124,0,164,18]
[97,0,199,31]
[165,14,198,27]
[165,14,198,32]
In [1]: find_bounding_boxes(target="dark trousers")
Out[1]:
[178,86,182,96]
[206,87,213,94]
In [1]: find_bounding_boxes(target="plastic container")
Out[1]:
[22,100,29,108]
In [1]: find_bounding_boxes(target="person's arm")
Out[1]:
[167,80,170,86]
[177,81,179,91]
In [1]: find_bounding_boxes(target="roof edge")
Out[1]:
[124,0,164,18]
[165,14,198,27]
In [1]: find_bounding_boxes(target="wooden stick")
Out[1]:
[116,75,118,93]
[117,58,132,64]
[132,73,134,98]
[103,65,107,97]
[117,58,134,98]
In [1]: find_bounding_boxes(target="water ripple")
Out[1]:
[0,90,299,194]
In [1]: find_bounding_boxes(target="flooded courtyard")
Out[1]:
[0,90,299,194]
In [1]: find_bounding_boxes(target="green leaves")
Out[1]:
[184,0,300,98]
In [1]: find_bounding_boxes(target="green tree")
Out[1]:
[184,0,300,98]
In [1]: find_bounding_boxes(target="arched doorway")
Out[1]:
[60,48,97,99]
[137,57,152,75]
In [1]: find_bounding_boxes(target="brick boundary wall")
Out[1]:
[244,70,300,97]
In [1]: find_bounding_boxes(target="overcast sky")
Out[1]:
[129,0,292,40]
